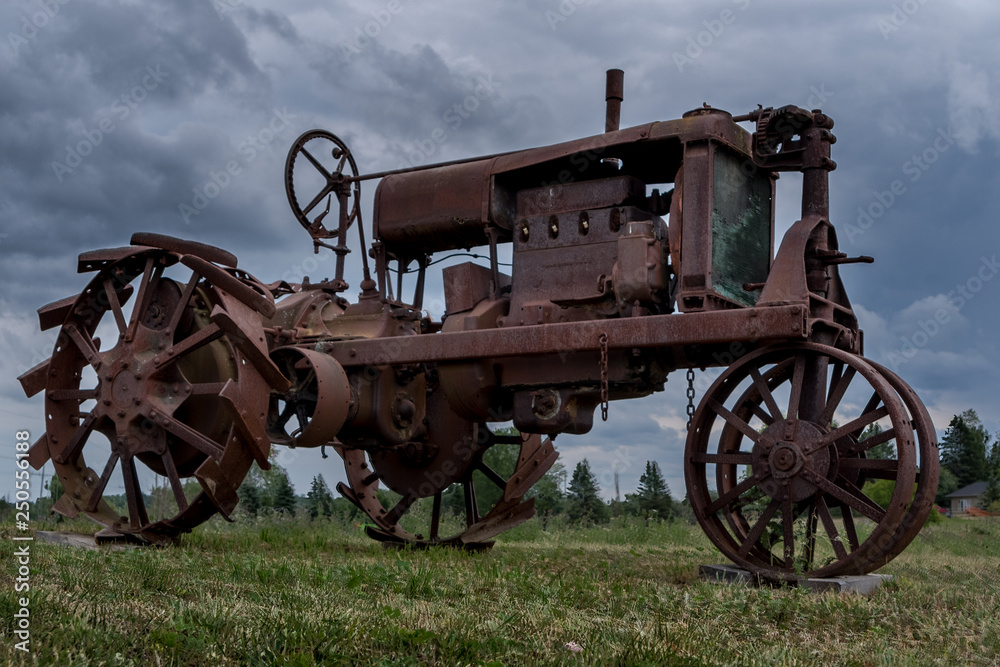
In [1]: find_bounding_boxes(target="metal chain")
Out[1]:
[599,333,609,421]
[686,368,696,431]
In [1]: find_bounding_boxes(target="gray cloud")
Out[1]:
[2,0,999,504]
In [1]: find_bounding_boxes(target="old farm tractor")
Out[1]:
[19,70,938,579]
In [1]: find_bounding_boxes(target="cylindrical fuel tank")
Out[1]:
[373,157,513,255]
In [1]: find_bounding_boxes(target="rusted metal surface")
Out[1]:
[684,343,917,580]
[318,305,809,367]
[605,69,624,134]
[19,69,937,577]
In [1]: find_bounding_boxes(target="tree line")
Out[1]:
[233,432,684,527]
[19,411,997,527]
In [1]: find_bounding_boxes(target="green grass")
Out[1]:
[2,514,1000,666]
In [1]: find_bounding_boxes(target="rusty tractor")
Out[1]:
[19,70,938,579]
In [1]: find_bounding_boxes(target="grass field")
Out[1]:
[2,513,999,666]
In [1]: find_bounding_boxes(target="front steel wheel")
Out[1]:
[684,343,924,579]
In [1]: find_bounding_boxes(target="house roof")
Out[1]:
[947,481,990,498]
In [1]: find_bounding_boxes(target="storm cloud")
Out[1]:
[2,0,997,501]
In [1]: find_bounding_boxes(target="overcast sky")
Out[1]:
[2,0,998,507]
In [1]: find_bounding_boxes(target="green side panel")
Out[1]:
[711,149,772,306]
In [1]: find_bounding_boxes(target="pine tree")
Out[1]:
[272,472,297,515]
[983,436,1000,509]
[239,483,261,517]
[306,474,335,518]
[527,460,565,527]
[940,410,989,488]
[566,459,609,524]
[635,461,675,520]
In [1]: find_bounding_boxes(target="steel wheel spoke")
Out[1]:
[464,478,480,527]
[842,427,897,458]
[749,367,783,422]
[738,498,780,558]
[818,365,856,428]
[852,391,883,436]
[782,496,795,568]
[188,381,227,396]
[707,472,769,515]
[152,323,223,369]
[47,388,98,402]
[816,495,848,560]
[806,471,885,523]
[748,400,775,426]
[302,183,335,216]
[273,402,296,430]
[161,450,189,512]
[86,451,120,512]
[786,354,805,419]
[60,412,97,463]
[708,399,760,444]
[811,406,890,453]
[64,323,103,371]
[385,494,415,526]
[153,412,225,458]
[692,451,753,465]
[841,504,860,551]
[166,271,201,336]
[476,461,508,490]
[838,457,898,476]
[125,256,158,342]
[120,454,149,529]
[299,147,333,181]
[103,277,128,335]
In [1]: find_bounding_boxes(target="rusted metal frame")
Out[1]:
[321,305,807,368]
[675,140,713,311]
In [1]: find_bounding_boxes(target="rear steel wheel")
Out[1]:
[20,236,287,543]
[685,343,919,579]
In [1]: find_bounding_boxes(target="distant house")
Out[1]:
[947,482,989,515]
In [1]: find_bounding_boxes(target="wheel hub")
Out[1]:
[93,328,191,459]
[752,420,831,502]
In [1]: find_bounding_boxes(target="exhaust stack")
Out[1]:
[605,68,624,133]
